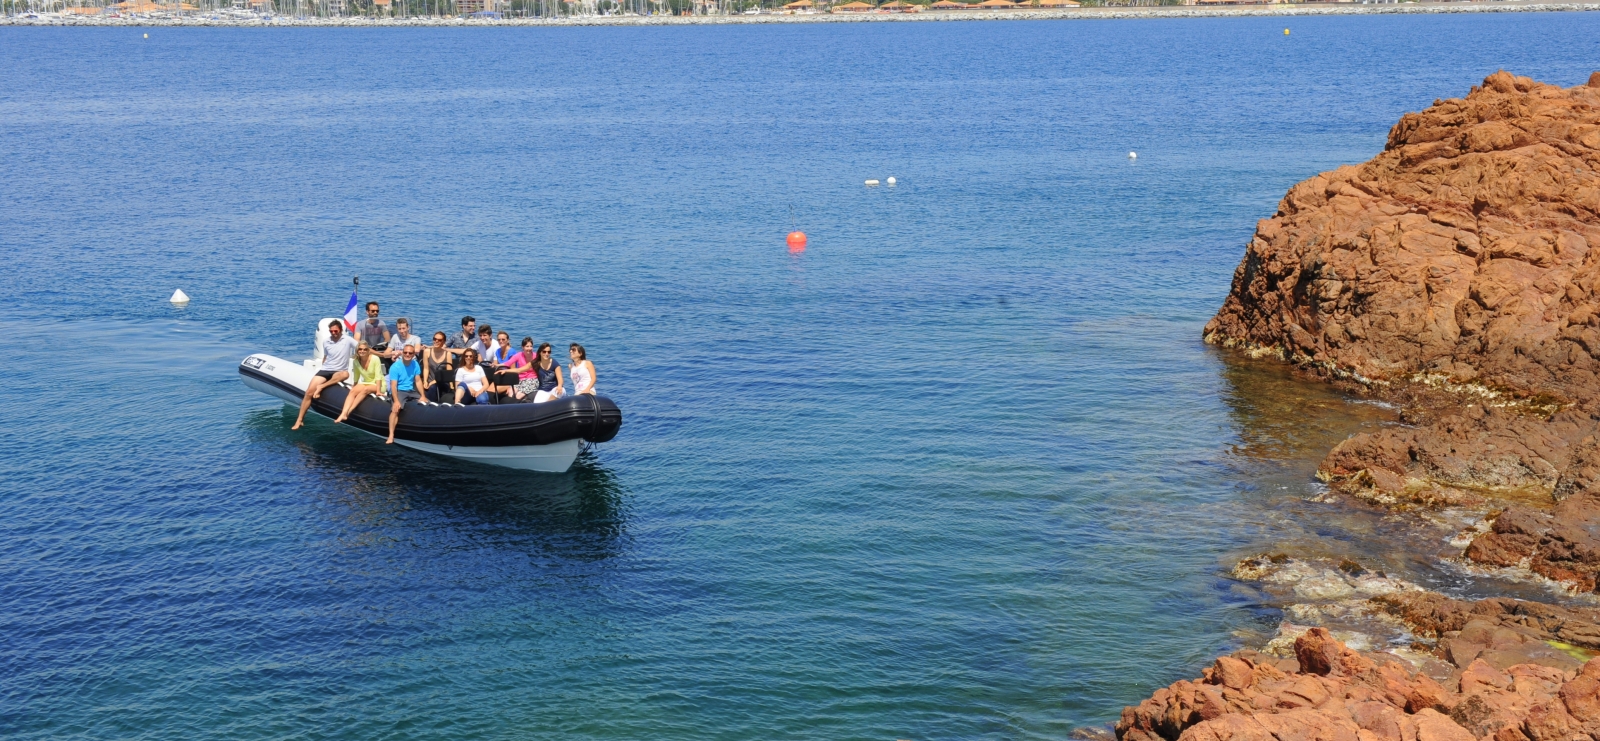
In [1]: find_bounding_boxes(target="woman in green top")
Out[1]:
[334,341,386,424]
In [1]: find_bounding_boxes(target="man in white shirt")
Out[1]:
[293,319,356,431]
[468,324,500,360]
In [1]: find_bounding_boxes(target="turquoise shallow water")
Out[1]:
[3,16,1600,740]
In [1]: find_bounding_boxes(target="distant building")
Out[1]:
[110,0,199,12]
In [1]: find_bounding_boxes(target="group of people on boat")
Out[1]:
[291,302,599,444]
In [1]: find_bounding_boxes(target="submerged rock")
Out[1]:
[1372,591,1600,658]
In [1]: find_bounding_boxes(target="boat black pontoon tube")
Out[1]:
[239,323,620,472]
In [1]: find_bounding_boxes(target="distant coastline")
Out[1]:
[4,0,1599,25]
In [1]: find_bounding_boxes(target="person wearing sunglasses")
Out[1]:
[421,331,455,403]
[385,344,423,444]
[487,330,520,399]
[453,350,491,405]
[357,301,391,352]
[292,319,354,431]
[531,342,565,403]
[333,340,385,424]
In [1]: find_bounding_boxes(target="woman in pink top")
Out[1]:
[501,337,540,400]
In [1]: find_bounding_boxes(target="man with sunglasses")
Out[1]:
[385,343,424,444]
[357,301,392,352]
[293,319,355,431]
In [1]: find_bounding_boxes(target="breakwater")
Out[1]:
[4,0,1600,25]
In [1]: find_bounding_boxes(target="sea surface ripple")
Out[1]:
[2,16,1599,740]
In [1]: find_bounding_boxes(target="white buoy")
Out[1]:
[865,179,880,186]
[170,289,190,306]
[886,177,896,185]
[1128,151,1137,159]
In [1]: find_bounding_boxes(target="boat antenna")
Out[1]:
[789,204,796,233]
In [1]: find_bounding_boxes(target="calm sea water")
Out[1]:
[4,15,1599,740]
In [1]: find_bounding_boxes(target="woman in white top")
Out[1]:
[569,343,596,396]
[454,349,492,405]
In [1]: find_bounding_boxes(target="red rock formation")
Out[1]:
[1372,592,1600,653]
[1115,628,1598,741]
[1127,70,1600,741]
[1202,71,1600,589]
[1205,70,1600,399]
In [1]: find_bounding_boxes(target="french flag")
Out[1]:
[342,292,360,334]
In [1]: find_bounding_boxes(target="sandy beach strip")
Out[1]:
[4,0,1600,26]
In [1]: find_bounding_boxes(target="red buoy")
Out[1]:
[786,231,807,252]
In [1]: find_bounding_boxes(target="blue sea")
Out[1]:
[3,14,1599,740]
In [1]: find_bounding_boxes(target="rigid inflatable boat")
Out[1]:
[238,322,621,473]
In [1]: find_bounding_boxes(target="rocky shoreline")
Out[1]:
[1115,71,1600,741]
[3,1,1599,26]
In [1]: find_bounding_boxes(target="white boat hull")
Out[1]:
[392,438,583,472]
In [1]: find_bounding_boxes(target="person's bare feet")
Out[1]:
[332,415,345,424]
[385,437,394,444]
[291,421,303,430]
